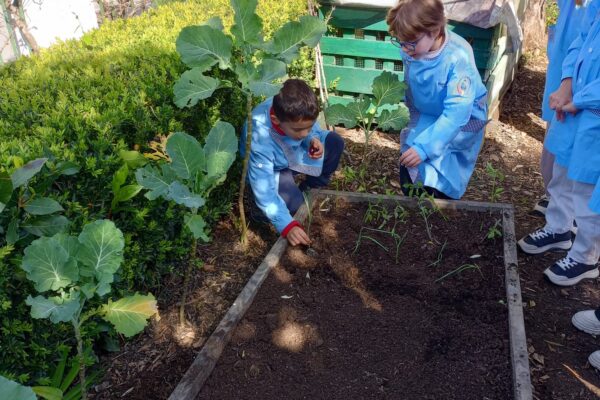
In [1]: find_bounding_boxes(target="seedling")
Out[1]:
[302,192,318,257]
[427,239,448,268]
[485,162,505,203]
[172,0,326,245]
[435,263,483,283]
[486,219,503,240]
[353,226,390,254]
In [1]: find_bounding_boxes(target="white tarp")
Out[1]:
[318,0,522,50]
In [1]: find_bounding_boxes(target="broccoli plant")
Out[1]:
[21,220,158,400]
[0,158,79,251]
[172,0,327,245]
[135,122,237,324]
[325,71,409,160]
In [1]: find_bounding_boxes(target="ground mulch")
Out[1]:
[93,50,600,399]
[200,202,511,400]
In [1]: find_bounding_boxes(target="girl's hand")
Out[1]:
[550,78,573,121]
[309,138,324,159]
[560,101,579,115]
[399,147,423,168]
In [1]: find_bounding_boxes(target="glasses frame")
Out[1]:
[390,34,427,52]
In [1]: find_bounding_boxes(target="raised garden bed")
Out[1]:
[169,190,532,400]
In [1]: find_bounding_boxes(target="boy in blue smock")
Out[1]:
[518,2,600,286]
[244,79,344,246]
[534,0,590,215]
[386,0,488,200]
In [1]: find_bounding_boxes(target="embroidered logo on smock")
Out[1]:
[456,77,471,96]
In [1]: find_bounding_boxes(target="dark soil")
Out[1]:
[200,200,511,400]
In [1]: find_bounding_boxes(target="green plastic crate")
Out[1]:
[318,5,507,109]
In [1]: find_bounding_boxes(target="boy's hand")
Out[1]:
[287,226,311,246]
[309,138,323,159]
[399,147,422,168]
[550,78,572,121]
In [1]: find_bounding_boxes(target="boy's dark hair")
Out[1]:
[272,79,319,122]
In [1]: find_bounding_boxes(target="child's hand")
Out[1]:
[399,147,422,168]
[309,138,323,159]
[550,78,573,121]
[287,226,311,246]
[560,101,579,115]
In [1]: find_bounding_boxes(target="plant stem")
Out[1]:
[239,94,253,247]
[179,238,198,325]
[72,320,87,400]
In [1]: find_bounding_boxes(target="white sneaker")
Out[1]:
[572,310,600,335]
[589,350,600,370]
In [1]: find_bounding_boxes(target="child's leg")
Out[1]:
[278,169,304,215]
[302,131,344,189]
[544,162,575,234]
[568,181,600,265]
[398,164,451,199]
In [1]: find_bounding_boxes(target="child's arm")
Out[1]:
[409,58,477,162]
[572,78,600,111]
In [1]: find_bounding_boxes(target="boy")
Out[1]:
[518,2,600,286]
[386,0,488,199]
[244,79,344,246]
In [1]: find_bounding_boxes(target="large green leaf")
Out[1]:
[176,25,232,69]
[184,214,210,242]
[231,0,263,46]
[115,185,143,203]
[204,16,224,31]
[248,59,286,97]
[0,375,36,400]
[21,215,69,237]
[0,170,12,214]
[22,236,78,291]
[111,164,128,194]
[54,233,80,260]
[26,292,80,323]
[372,71,406,106]
[24,197,64,215]
[166,132,206,180]
[135,164,177,200]
[325,103,358,128]
[173,69,220,108]
[204,121,238,181]
[167,182,206,209]
[266,16,326,62]
[77,220,124,284]
[377,105,410,131]
[235,63,257,89]
[54,161,80,176]
[102,294,158,337]
[11,158,47,188]
[348,98,373,123]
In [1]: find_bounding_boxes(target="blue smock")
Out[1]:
[542,0,588,122]
[545,4,600,185]
[241,98,329,233]
[401,30,488,199]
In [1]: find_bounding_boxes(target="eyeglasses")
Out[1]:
[390,34,426,52]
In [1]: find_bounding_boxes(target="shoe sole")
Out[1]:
[544,268,600,286]
[517,238,572,255]
[532,205,547,215]
[572,315,600,336]
[590,352,600,370]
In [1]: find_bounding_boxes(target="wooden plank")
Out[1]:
[502,209,533,400]
[312,189,513,212]
[321,36,402,60]
[486,47,520,117]
[168,204,310,400]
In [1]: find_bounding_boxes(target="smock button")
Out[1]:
[257,163,263,168]
[589,47,593,53]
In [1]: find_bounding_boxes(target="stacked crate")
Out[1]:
[318,4,523,117]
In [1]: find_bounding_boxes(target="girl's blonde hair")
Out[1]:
[386,0,446,41]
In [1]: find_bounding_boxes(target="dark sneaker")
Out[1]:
[572,309,600,335]
[518,228,572,254]
[543,257,599,286]
[531,195,550,217]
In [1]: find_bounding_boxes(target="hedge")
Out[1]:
[0,0,310,383]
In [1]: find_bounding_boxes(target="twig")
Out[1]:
[563,364,600,397]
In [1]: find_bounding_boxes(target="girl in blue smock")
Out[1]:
[386,0,488,200]
[519,3,600,287]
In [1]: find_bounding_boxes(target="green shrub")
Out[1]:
[0,0,309,383]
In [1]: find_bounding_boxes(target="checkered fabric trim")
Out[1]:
[461,118,489,132]
[590,109,600,117]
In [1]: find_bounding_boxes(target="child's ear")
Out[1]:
[271,114,282,125]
